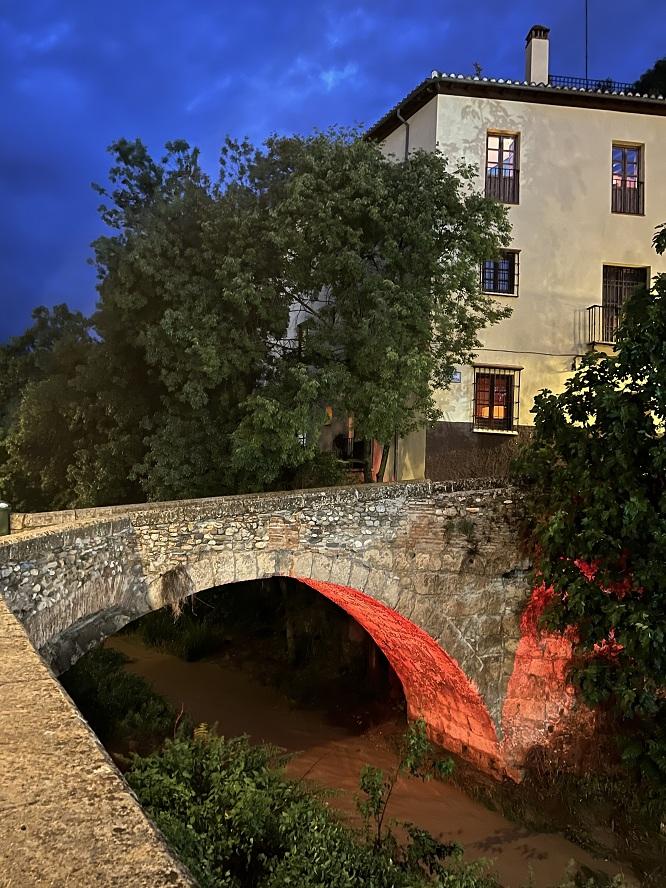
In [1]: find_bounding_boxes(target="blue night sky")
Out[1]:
[1,1,663,341]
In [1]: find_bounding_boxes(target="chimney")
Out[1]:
[525,24,550,83]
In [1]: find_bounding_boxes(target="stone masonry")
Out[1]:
[1,479,600,883]
[3,481,529,737]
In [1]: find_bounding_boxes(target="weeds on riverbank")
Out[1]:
[134,605,228,661]
[60,647,186,754]
[126,726,500,888]
[449,748,664,887]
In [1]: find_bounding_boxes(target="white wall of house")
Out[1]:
[432,92,666,428]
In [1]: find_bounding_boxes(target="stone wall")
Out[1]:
[0,597,195,886]
[1,481,529,740]
[425,421,530,481]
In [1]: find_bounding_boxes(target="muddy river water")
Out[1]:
[107,635,636,888]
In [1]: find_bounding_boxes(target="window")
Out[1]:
[481,251,519,295]
[473,367,521,433]
[612,144,644,215]
[485,133,520,204]
[599,265,649,342]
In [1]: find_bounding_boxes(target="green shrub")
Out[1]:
[127,731,499,888]
[133,605,227,661]
[60,646,179,750]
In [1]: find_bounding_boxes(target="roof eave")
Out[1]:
[366,77,666,142]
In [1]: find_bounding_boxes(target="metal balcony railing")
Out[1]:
[611,180,644,215]
[549,74,636,92]
[485,168,520,204]
[587,304,620,346]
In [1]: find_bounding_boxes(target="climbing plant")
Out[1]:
[515,226,666,784]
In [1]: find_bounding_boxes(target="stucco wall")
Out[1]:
[381,95,438,159]
[433,91,666,425]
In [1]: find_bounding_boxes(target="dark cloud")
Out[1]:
[1,0,663,339]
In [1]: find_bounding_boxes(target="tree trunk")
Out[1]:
[375,442,391,482]
[363,439,374,483]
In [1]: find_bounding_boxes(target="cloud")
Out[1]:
[325,7,376,48]
[186,75,233,113]
[1,19,72,56]
[320,62,358,92]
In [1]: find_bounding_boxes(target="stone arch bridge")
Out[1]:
[2,480,579,780]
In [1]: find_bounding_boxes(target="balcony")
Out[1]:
[485,168,520,204]
[612,181,644,215]
[587,304,619,347]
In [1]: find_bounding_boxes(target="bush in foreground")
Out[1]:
[127,729,498,888]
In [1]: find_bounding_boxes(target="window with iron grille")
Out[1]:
[485,133,520,204]
[599,265,649,343]
[481,251,519,295]
[473,367,521,433]
[612,144,644,215]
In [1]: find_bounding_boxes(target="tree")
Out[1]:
[0,305,97,510]
[634,58,666,95]
[90,138,291,502]
[515,226,666,782]
[3,130,510,508]
[226,129,512,483]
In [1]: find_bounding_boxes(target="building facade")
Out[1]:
[368,25,666,481]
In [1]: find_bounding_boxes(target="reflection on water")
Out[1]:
[107,635,634,888]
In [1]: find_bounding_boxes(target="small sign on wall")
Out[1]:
[451,370,462,383]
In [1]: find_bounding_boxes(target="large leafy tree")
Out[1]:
[228,130,511,483]
[3,130,510,508]
[90,138,290,501]
[0,305,97,510]
[516,227,666,782]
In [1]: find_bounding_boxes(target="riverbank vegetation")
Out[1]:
[125,724,497,888]
[62,643,504,888]
[60,646,186,754]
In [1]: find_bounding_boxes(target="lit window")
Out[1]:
[473,367,520,432]
[485,133,520,204]
[611,144,643,215]
[481,251,519,295]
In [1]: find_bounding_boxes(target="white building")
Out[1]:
[366,24,666,480]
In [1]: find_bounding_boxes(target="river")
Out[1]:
[107,635,636,888]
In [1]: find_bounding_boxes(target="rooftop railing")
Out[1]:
[549,74,637,92]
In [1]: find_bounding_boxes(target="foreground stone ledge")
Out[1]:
[0,599,195,887]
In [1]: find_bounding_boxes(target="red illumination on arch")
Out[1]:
[501,583,593,766]
[295,577,503,774]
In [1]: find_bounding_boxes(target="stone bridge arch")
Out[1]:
[3,481,538,775]
[154,556,502,771]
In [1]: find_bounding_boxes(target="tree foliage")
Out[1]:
[225,130,511,483]
[90,138,289,502]
[515,228,666,783]
[127,727,497,888]
[634,57,666,96]
[0,305,97,510]
[1,130,510,508]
